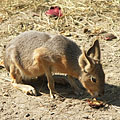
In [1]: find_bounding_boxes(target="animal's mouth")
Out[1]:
[88,90,99,97]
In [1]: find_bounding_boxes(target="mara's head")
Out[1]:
[79,40,105,97]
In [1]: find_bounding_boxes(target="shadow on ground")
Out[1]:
[23,75,120,107]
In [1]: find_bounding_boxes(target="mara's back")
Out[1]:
[5,31,82,71]
[5,31,51,69]
[42,35,82,71]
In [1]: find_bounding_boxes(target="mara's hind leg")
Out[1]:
[9,64,37,96]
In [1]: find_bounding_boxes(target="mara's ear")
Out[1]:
[87,40,101,60]
[79,48,94,73]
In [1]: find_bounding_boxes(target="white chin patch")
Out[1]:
[89,91,98,97]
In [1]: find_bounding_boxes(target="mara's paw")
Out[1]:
[25,86,37,96]
[12,83,37,96]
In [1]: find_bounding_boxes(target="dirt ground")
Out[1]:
[0,0,120,120]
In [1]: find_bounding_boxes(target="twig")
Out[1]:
[0,77,11,82]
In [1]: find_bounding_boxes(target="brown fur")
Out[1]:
[4,30,105,98]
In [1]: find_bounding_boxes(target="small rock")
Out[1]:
[65,33,72,37]
[83,28,91,33]
[15,112,18,114]
[26,113,30,117]
[2,101,6,104]
[0,107,4,112]
[4,45,6,48]
[51,112,54,115]
[3,93,9,97]
[83,116,90,119]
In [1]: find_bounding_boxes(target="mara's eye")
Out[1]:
[91,77,96,83]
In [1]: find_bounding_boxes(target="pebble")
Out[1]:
[26,113,30,117]
[3,93,9,97]
[51,112,54,115]
[0,107,4,112]
[82,116,90,119]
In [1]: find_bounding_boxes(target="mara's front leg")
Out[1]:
[42,64,56,99]
[67,75,81,95]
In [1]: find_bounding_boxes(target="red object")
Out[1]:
[104,33,117,41]
[45,6,63,17]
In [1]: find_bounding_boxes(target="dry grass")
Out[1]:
[0,0,119,65]
[0,0,120,40]
[0,1,120,120]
